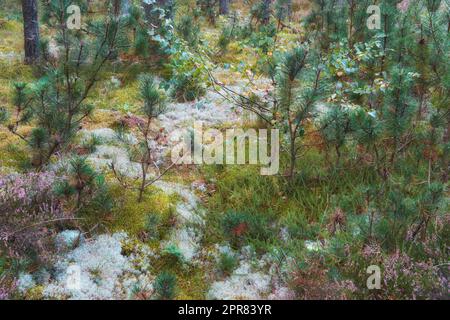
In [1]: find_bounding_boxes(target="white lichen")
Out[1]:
[17,273,36,293]
[43,233,154,300]
[207,262,272,300]
[55,230,84,253]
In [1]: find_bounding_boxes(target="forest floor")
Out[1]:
[0,10,312,299]
[2,0,449,301]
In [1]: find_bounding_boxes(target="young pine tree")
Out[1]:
[154,271,177,300]
[275,0,292,28]
[135,74,168,202]
[250,0,273,26]
[54,156,112,213]
[276,47,327,181]
[112,75,170,202]
[1,1,126,168]
[320,105,351,167]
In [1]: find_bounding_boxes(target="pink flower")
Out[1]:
[16,188,26,200]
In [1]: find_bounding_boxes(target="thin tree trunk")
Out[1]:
[287,0,292,22]
[87,0,94,12]
[348,0,355,47]
[289,133,296,182]
[138,162,147,202]
[219,0,230,15]
[261,0,272,25]
[22,0,40,65]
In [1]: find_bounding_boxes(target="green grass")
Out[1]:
[200,148,379,252]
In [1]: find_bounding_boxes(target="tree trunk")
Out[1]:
[286,0,292,22]
[219,0,230,15]
[21,0,40,65]
[261,0,272,25]
[138,163,147,203]
[288,131,296,183]
[87,0,94,12]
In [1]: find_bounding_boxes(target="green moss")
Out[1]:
[89,80,140,113]
[0,139,31,171]
[175,266,210,300]
[109,184,178,238]
[23,285,44,300]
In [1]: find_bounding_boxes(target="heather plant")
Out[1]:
[286,257,350,299]
[0,275,16,300]
[335,241,449,299]
[0,172,70,264]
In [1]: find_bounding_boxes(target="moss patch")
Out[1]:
[109,184,178,238]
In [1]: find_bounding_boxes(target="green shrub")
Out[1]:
[162,42,209,102]
[247,23,276,53]
[170,72,206,102]
[166,60,207,102]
